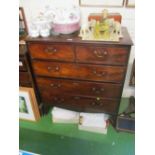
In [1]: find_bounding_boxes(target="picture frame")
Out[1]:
[125,0,135,8]
[79,0,125,7]
[116,116,135,133]
[19,87,40,121]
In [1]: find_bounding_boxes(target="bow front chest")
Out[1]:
[26,27,133,122]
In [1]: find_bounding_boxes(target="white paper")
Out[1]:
[19,61,23,66]
[79,113,108,128]
[52,107,79,121]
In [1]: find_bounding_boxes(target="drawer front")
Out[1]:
[19,58,27,71]
[28,43,74,61]
[19,72,31,83]
[76,46,129,65]
[39,92,119,114]
[33,61,125,83]
[36,77,122,98]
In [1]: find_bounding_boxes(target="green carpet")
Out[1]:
[19,98,135,155]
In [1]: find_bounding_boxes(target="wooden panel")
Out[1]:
[19,72,31,83]
[39,92,119,114]
[32,61,125,83]
[19,72,32,87]
[19,57,27,71]
[26,27,133,46]
[19,82,32,87]
[28,43,75,61]
[36,77,122,98]
[76,46,129,65]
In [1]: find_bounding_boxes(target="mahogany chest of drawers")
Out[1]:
[26,27,133,122]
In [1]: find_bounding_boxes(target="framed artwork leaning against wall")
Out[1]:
[19,87,40,121]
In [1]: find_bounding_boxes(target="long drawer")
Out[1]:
[28,43,75,61]
[32,61,126,83]
[36,77,122,98]
[39,92,119,114]
[76,45,129,65]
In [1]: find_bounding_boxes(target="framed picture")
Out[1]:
[19,87,40,121]
[125,0,135,8]
[79,0,124,7]
[116,116,135,133]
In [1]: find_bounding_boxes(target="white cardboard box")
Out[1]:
[51,107,79,124]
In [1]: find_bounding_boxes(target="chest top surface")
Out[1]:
[26,27,133,46]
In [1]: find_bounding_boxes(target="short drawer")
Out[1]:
[19,82,32,87]
[39,92,119,114]
[76,46,129,65]
[19,58,27,71]
[28,43,74,61]
[33,61,126,83]
[36,77,122,98]
[19,72,31,83]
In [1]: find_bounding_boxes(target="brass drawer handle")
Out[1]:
[53,97,64,102]
[93,70,106,77]
[99,103,103,106]
[92,87,96,91]
[50,83,61,88]
[45,47,58,53]
[47,66,52,71]
[47,66,60,72]
[91,102,103,106]
[54,97,58,101]
[92,88,105,94]
[72,82,79,85]
[91,102,96,105]
[100,88,105,92]
[55,66,59,71]
[94,50,108,58]
[74,96,80,100]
